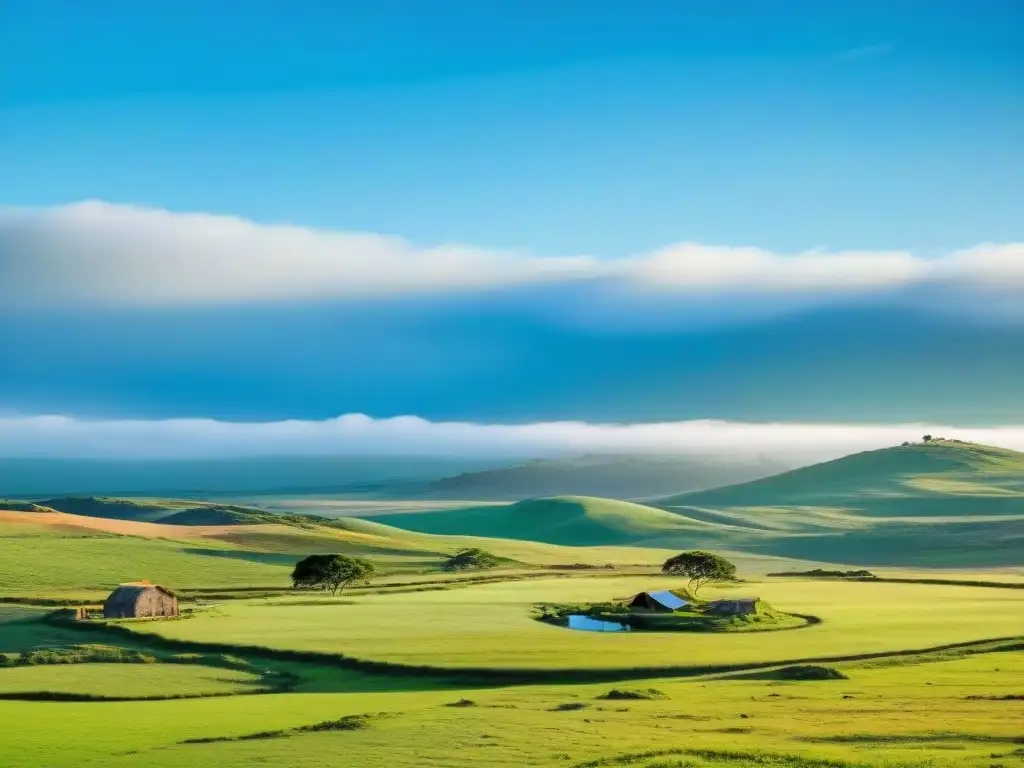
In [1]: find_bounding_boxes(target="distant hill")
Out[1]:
[0,455,502,498]
[27,496,329,528]
[5,442,1021,570]
[426,454,792,500]
[656,440,1024,514]
[648,440,1024,566]
[365,495,724,547]
[372,442,1024,567]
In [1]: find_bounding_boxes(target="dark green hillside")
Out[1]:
[0,500,56,513]
[159,507,329,527]
[33,496,329,527]
[34,496,178,522]
[428,454,790,500]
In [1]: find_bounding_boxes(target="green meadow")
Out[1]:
[0,663,264,698]
[1,441,1022,766]
[125,577,1024,672]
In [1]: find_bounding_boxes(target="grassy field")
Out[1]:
[0,647,1020,767]
[2,441,1023,767]
[0,663,265,699]
[0,507,695,599]
[0,564,1021,767]
[121,577,1024,673]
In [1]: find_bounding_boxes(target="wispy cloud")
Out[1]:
[0,201,1022,323]
[2,413,1022,460]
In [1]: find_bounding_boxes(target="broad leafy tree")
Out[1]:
[291,554,376,595]
[661,551,737,594]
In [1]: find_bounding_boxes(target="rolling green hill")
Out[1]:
[364,496,722,547]
[370,442,1024,567]
[650,440,1024,565]
[3,441,1021,593]
[0,502,682,599]
[657,440,1024,517]
[426,454,791,500]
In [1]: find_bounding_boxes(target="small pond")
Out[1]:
[566,615,630,632]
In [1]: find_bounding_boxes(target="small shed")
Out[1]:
[103,582,179,619]
[628,590,689,612]
[706,598,759,616]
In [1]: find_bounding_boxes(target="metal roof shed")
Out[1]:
[628,590,689,611]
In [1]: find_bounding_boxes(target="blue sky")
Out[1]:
[4,1,1022,253]
[1,2,1023,456]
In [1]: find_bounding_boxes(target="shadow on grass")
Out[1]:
[801,732,1024,745]
[43,611,1024,693]
[179,548,299,566]
[572,746,865,767]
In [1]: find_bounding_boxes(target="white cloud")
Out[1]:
[2,412,1023,461]
[1,201,1022,314]
[0,201,598,306]
[620,244,927,291]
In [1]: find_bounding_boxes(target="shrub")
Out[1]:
[237,731,287,741]
[14,645,156,666]
[549,702,590,711]
[774,665,848,681]
[297,714,373,732]
[442,548,502,572]
[597,688,669,701]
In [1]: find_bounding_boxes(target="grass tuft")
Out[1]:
[597,688,669,701]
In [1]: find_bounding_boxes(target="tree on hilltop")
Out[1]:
[291,554,376,595]
[661,551,737,595]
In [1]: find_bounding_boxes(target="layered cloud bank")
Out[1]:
[3,413,1023,460]
[1,201,1023,316]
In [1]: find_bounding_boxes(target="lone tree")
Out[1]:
[443,548,502,572]
[661,551,737,595]
[922,434,933,442]
[291,554,376,596]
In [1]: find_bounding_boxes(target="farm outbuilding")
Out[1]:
[706,598,759,616]
[628,590,689,612]
[103,582,179,619]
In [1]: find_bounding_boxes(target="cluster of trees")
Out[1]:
[289,549,737,597]
[290,547,507,593]
[291,554,376,595]
[661,550,736,594]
